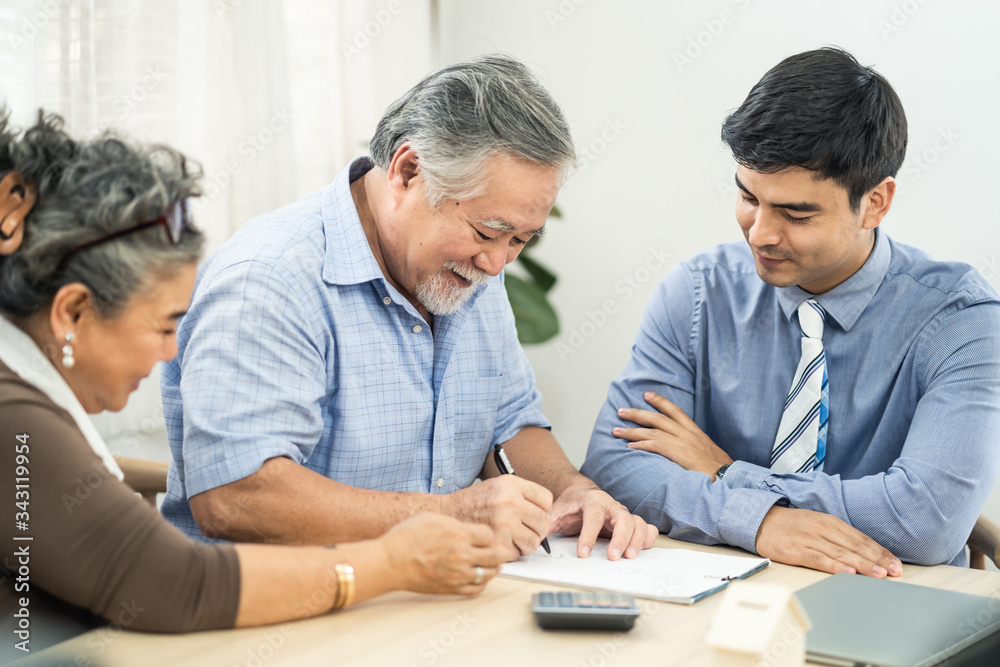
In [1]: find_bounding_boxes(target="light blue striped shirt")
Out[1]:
[161,158,548,541]
[581,230,1000,565]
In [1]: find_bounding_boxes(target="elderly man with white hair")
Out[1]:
[161,54,656,562]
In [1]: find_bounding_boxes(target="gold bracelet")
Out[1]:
[332,563,355,610]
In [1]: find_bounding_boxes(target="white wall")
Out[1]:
[436,0,1000,525]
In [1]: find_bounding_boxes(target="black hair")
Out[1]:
[721,47,907,212]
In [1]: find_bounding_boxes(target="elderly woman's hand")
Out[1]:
[380,512,506,596]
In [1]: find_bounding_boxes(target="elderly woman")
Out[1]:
[0,109,504,638]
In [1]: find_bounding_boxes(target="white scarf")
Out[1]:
[0,315,124,480]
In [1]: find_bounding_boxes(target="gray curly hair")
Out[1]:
[0,108,204,319]
[369,53,576,208]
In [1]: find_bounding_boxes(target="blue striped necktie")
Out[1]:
[770,299,828,473]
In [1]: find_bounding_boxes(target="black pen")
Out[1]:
[493,444,552,555]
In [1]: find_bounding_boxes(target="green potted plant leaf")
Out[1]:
[504,204,561,344]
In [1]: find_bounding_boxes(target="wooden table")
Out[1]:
[19,536,1000,667]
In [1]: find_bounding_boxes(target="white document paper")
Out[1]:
[500,536,769,604]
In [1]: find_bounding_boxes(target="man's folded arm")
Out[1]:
[582,381,784,553]
[720,303,1000,564]
[581,268,785,553]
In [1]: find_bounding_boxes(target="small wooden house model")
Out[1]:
[705,581,812,667]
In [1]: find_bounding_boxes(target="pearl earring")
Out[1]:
[62,332,75,369]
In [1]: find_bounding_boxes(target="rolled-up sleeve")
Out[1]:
[492,284,550,446]
[176,260,328,497]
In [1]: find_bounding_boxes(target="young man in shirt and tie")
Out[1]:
[582,47,1000,575]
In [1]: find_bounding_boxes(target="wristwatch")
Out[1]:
[713,462,733,483]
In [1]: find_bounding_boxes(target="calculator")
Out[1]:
[531,591,641,631]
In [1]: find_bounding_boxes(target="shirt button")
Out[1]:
[436,477,444,488]
[413,324,423,333]
[382,296,391,305]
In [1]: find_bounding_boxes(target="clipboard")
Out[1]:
[500,535,770,604]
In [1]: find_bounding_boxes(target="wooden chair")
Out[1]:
[968,514,1000,570]
[115,456,169,507]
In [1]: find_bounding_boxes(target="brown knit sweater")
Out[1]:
[0,359,240,643]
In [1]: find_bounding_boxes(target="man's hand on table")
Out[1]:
[549,479,658,561]
[616,394,904,578]
[613,392,732,477]
[756,505,902,578]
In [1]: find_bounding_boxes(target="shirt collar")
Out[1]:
[321,156,388,287]
[776,227,891,332]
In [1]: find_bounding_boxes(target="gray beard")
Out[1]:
[415,261,489,316]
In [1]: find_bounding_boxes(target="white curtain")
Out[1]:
[0,0,436,456]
